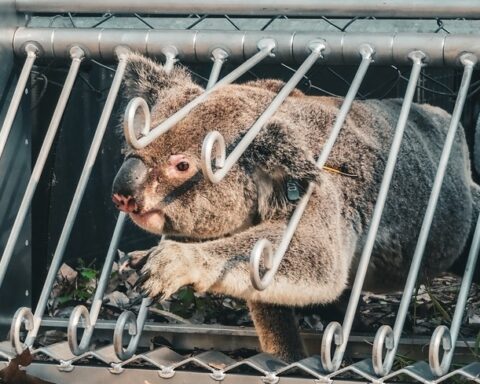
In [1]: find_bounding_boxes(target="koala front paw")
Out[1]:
[136,240,202,300]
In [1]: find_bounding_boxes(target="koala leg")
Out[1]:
[138,212,349,307]
[247,300,306,362]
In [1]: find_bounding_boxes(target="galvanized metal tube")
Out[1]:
[206,48,229,90]
[14,28,480,66]
[429,209,480,376]
[0,46,84,292]
[250,44,374,291]
[0,43,38,161]
[124,38,276,149]
[201,40,325,183]
[21,47,129,349]
[68,214,127,355]
[373,52,476,377]
[15,0,480,18]
[323,50,426,374]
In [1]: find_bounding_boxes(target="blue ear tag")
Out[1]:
[286,180,300,202]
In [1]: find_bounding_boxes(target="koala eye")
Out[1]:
[176,161,190,172]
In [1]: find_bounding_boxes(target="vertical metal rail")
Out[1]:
[0,46,85,296]
[112,49,234,361]
[0,43,38,162]
[372,53,477,377]
[9,47,129,354]
[320,50,426,373]
[249,44,374,290]
[124,38,276,149]
[201,40,326,183]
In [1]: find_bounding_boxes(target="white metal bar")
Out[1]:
[0,43,38,162]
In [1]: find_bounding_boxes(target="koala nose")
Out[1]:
[112,157,148,210]
[112,193,138,213]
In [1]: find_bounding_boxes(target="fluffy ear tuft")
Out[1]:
[121,52,192,107]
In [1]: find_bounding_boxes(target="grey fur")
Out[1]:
[114,53,479,362]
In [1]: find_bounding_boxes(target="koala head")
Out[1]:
[112,53,321,240]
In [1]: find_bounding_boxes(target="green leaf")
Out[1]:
[80,268,97,280]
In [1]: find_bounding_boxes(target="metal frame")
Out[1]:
[12,28,480,66]
[0,5,479,384]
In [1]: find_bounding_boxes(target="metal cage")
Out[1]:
[0,1,479,383]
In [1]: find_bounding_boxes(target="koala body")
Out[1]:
[112,54,480,361]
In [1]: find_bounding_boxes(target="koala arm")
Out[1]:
[139,191,351,306]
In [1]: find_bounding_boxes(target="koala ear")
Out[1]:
[246,118,322,185]
[122,52,193,107]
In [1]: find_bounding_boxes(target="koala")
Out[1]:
[112,53,480,362]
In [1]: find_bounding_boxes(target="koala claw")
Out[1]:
[134,270,151,290]
[137,241,200,300]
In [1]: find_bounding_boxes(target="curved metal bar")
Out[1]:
[113,297,152,360]
[0,46,85,295]
[0,43,39,162]
[68,212,127,355]
[10,307,34,355]
[249,44,374,291]
[320,50,426,373]
[201,40,326,184]
[371,52,476,377]
[206,48,229,90]
[124,38,276,149]
[18,47,129,349]
[429,208,480,376]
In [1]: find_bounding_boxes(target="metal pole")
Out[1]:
[0,43,38,162]
[372,52,476,377]
[250,44,374,291]
[0,46,84,294]
[123,38,276,149]
[201,40,326,183]
[19,47,129,349]
[15,0,480,18]
[322,50,426,373]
